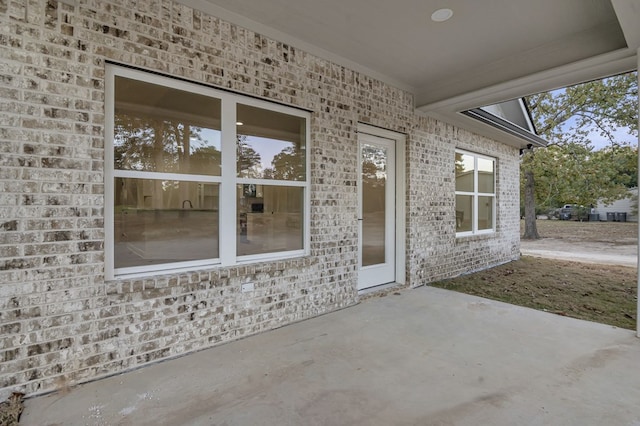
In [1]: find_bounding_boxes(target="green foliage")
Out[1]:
[522,72,638,217]
[527,72,638,144]
[522,144,636,211]
[264,145,305,180]
[591,145,638,188]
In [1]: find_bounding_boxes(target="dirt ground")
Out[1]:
[526,218,638,242]
[521,220,637,267]
[431,220,638,330]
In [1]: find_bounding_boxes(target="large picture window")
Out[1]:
[455,150,495,235]
[106,66,309,278]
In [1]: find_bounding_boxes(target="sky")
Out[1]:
[198,128,295,173]
[558,117,637,151]
[581,125,635,150]
[588,126,637,150]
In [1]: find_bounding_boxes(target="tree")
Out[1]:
[114,112,219,174]
[263,145,305,180]
[113,113,222,210]
[236,135,262,178]
[591,145,638,189]
[522,71,638,239]
[523,144,636,214]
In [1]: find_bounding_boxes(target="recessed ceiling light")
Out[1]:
[431,8,453,22]
[236,121,244,126]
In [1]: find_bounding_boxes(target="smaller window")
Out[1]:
[455,150,496,235]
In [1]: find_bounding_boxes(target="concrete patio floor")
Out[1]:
[22,286,640,426]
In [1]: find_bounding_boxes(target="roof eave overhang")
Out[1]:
[418,108,545,150]
[461,108,548,148]
[417,47,638,150]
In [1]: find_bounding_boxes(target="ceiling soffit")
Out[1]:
[415,19,627,106]
[177,0,639,147]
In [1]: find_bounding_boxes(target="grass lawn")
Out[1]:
[431,220,638,330]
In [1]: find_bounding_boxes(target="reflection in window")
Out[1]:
[109,67,309,277]
[478,158,495,193]
[114,76,222,176]
[114,178,219,268]
[361,144,387,266]
[454,150,495,235]
[236,104,306,180]
[236,185,303,256]
[455,152,474,192]
[478,196,494,231]
[455,195,473,233]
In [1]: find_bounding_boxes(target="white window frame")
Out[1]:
[105,65,310,280]
[455,149,496,237]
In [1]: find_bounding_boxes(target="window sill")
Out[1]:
[455,231,496,243]
[107,253,315,284]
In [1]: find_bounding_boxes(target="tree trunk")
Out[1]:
[523,168,540,239]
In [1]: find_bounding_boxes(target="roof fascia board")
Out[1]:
[461,108,547,147]
[419,109,539,149]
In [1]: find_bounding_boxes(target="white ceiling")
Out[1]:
[180,0,640,146]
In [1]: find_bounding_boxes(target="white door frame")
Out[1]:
[357,123,406,290]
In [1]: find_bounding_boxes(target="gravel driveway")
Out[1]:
[520,238,638,267]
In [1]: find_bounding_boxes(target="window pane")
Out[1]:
[455,153,474,192]
[478,196,494,231]
[114,178,219,268]
[456,195,473,233]
[478,158,495,193]
[237,104,306,180]
[362,143,387,266]
[114,76,222,175]
[237,185,303,256]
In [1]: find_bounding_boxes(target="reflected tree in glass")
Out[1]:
[237,135,262,178]
[263,145,305,181]
[113,76,222,175]
[361,144,387,266]
[114,114,221,175]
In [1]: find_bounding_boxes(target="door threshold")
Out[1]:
[358,282,402,297]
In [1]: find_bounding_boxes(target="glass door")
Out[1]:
[358,133,395,290]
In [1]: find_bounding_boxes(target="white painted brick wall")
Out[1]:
[0,0,520,396]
